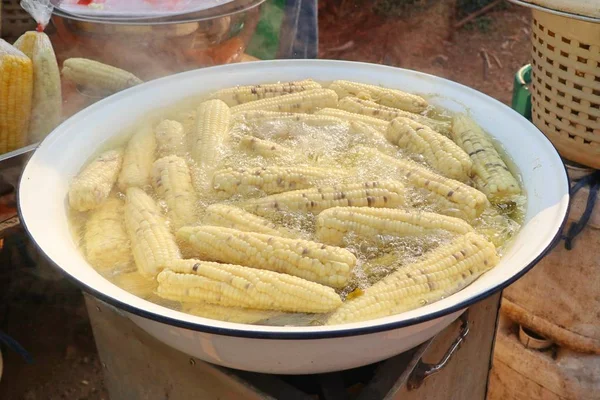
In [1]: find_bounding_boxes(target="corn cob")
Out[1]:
[357,147,488,220]
[203,204,297,238]
[181,302,279,324]
[242,180,405,217]
[151,156,198,231]
[157,259,342,313]
[13,32,62,142]
[118,124,157,191]
[212,165,341,197]
[0,40,33,153]
[111,271,157,299]
[347,121,395,153]
[328,232,498,324]
[386,118,472,182]
[192,99,231,191]
[316,207,474,246]
[61,58,143,95]
[124,187,181,278]
[233,110,344,127]
[209,79,322,106]
[328,80,428,113]
[155,119,186,157]
[451,115,521,203]
[316,108,389,132]
[239,135,293,159]
[338,97,451,135]
[84,197,132,271]
[69,149,124,212]
[230,89,338,114]
[177,226,356,288]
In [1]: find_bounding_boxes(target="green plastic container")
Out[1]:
[511,64,532,121]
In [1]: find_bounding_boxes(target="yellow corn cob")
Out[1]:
[157,259,342,313]
[203,204,297,238]
[61,58,143,95]
[242,180,405,217]
[13,32,62,142]
[230,89,338,114]
[177,226,356,288]
[111,271,157,299]
[357,147,488,220]
[209,79,322,106]
[328,80,428,113]
[316,108,389,132]
[338,97,451,135]
[0,39,33,153]
[239,135,293,159]
[151,156,198,231]
[386,118,472,182]
[84,197,132,271]
[451,114,521,203]
[212,165,341,197]
[233,110,344,127]
[328,232,498,324]
[316,207,474,246]
[69,149,124,212]
[155,119,186,157]
[181,302,279,324]
[124,187,181,278]
[118,124,157,191]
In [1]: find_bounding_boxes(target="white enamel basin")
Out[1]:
[18,60,569,374]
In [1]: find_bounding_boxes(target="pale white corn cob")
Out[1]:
[328,232,498,324]
[157,259,342,313]
[230,89,338,114]
[209,79,322,106]
[61,58,143,95]
[155,119,186,157]
[316,207,474,246]
[151,156,198,231]
[177,226,356,288]
[111,271,157,299]
[348,121,395,152]
[239,135,294,159]
[242,180,405,217]
[181,302,279,324]
[118,125,157,191]
[84,197,132,271]
[203,204,297,238]
[328,80,428,113]
[233,110,344,127]
[124,187,181,278]
[316,108,389,132]
[451,114,521,203]
[69,149,124,212]
[386,118,472,182]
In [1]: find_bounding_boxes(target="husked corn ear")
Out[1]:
[181,302,279,324]
[358,147,488,220]
[203,204,297,238]
[124,187,181,278]
[209,79,322,106]
[338,97,450,135]
[111,271,157,299]
[316,108,389,132]
[328,80,428,113]
[233,110,344,127]
[212,165,341,197]
[316,207,474,246]
[230,89,338,114]
[14,32,62,142]
[151,156,198,231]
[242,180,405,217]
[328,232,498,324]
[157,260,342,313]
[69,149,124,212]
[118,125,157,191]
[451,115,521,202]
[386,118,472,182]
[239,135,294,159]
[0,39,33,153]
[155,119,186,157]
[84,197,132,271]
[177,226,356,288]
[347,121,395,153]
[61,58,143,95]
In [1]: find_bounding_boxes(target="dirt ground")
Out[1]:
[0,2,532,399]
